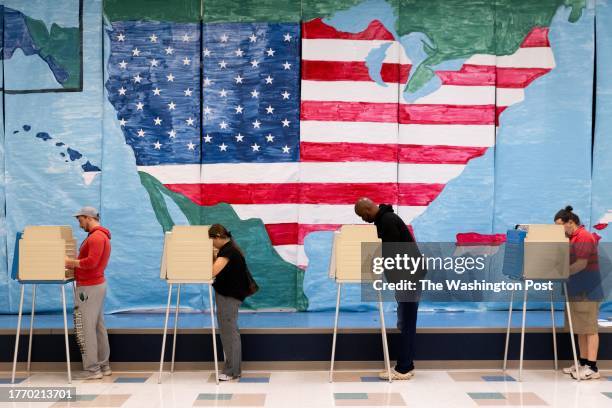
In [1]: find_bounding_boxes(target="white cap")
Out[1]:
[74,206,99,219]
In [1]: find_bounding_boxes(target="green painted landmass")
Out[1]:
[204,0,301,23]
[398,0,586,92]
[24,17,81,89]
[104,0,201,22]
[139,172,309,311]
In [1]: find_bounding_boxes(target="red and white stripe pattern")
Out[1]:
[138,21,554,268]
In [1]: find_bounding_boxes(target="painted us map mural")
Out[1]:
[0,0,611,313]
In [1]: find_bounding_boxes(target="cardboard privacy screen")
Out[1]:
[160,225,214,282]
[503,224,570,281]
[329,225,381,282]
[18,226,77,281]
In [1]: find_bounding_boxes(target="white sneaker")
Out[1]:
[218,373,237,381]
[571,366,601,380]
[74,371,103,380]
[101,366,112,376]
[562,364,581,375]
[378,368,414,380]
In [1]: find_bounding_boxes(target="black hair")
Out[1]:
[554,205,580,225]
[208,224,243,255]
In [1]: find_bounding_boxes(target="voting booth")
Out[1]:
[502,224,569,281]
[158,225,219,383]
[501,224,579,381]
[11,226,77,383]
[328,225,391,382]
[17,226,77,281]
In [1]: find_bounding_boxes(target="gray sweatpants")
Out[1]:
[75,282,110,373]
[215,292,242,377]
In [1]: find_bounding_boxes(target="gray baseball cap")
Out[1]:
[74,206,100,219]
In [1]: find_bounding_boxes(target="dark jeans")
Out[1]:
[395,301,418,373]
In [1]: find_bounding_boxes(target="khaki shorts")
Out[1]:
[564,301,600,334]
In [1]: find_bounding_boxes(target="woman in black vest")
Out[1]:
[209,224,251,381]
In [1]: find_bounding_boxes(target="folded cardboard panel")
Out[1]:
[331,225,381,282]
[18,226,76,281]
[523,224,569,280]
[161,226,214,281]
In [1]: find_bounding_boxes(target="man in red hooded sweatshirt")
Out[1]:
[65,207,112,380]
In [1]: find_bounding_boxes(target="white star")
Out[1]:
[166,73,175,82]
[281,90,290,99]
[154,141,162,149]
[265,75,273,84]
[249,33,257,42]
[133,74,142,83]
[282,61,291,70]
[219,89,228,97]
[219,121,228,129]
[119,118,127,126]
[188,142,196,150]
[118,86,127,96]
[182,33,190,42]
[168,101,176,110]
[150,58,159,67]
[204,106,212,115]
[118,60,128,69]
[266,48,275,56]
[165,46,174,55]
[136,101,144,111]
[182,57,191,65]
[132,48,140,56]
[252,119,261,129]
[220,33,229,42]
[168,129,177,138]
[251,143,260,152]
[186,117,195,126]
[219,143,228,152]
[283,33,292,42]
[251,89,259,98]
[116,33,125,42]
[203,48,211,57]
[234,74,244,84]
[203,77,212,86]
[265,105,274,114]
[235,133,244,142]
[204,134,212,143]
[282,118,290,127]
[235,105,244,114]
[266,133,274,142]
[153,87,161,96]
[282,145,291,153]
[250,59,260,68]
[235,48,244,57]
[219,60,228,69]
[154,117,162,125]
[137,128,145,137]
[149,34,158,43]
[184,88,193,96]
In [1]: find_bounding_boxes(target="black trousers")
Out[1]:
[395,301,419,373]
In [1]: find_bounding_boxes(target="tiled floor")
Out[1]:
[0,369,610,407]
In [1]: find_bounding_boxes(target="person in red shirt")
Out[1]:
[65,207,112,380]
[554,206,601,380]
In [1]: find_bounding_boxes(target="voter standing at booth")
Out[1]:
[209,224,257,381]
[554,205,601,380]
[354,198,421,381]
[65,207,112,380]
